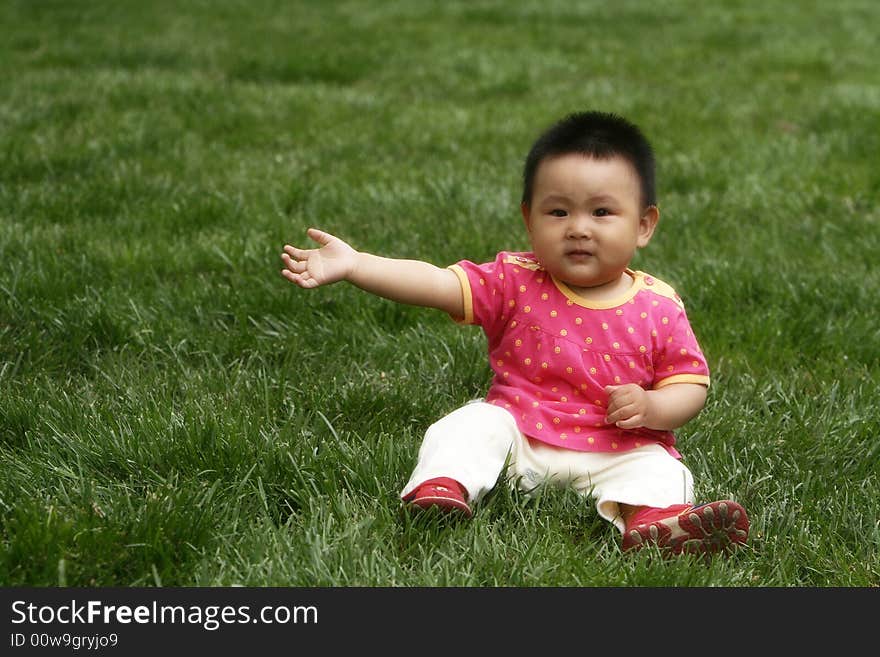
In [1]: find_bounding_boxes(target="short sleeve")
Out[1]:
[447,253,513,339]
[652,304,711,388]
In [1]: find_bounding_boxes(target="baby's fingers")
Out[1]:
[604,403,630,424]
[613,415,645,430]
[281,268,319,289]
[605,402,642,428]
[283,244,312,261]
[280,252,307,273]
[306,228,335,246]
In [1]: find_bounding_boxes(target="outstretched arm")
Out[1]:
[281,228,464,319]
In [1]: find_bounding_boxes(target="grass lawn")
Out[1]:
[1,0,878,587]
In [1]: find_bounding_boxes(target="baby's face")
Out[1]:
[521,153,656,298]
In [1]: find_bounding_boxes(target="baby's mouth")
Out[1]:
[565,249,593,258]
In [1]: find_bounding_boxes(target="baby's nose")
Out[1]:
[566,218,592,239]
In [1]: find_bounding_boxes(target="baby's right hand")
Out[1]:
[280,228,358,289]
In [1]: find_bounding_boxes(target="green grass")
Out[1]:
[1,0,878,587]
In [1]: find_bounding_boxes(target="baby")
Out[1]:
[280,111,749,555]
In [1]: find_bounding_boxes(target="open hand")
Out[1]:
[280,228,358,289]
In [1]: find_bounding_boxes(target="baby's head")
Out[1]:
[519,111,660,296]
[521,111,656,212]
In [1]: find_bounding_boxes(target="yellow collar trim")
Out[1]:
[551,269,646,309]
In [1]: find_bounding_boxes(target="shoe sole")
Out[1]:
[624,500,749,555]
[407,495,473,518]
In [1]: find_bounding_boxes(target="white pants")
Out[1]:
[401,401,694,533]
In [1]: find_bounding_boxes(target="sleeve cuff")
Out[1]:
[447,264,474,325]
[654,374,711,389]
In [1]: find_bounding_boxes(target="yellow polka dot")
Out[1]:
[550,310,558,317]
[566,366,573,374]
[635,442,642,448]
[629,361,636,369]
[536,422,543,430]
[603,354,611,362]
[532,401,539,407]
[574,427,581,433]
[561,396,568,402]
[594,399,603,406]
[585,337,593,344]
[668,336,674,343]
[651,330,658,337]
[551,386,559,393]
[524,305,531,313]
[589,367,597,375]
[680,348,688,356]
[508,300,516,308]
[503,371,509,378]
[499,273,505,280]
[639,345,647,353]
[575,317,583,325]
[578,408,587,415]
[560,433,567,440]
[613,342,620,349]
[510,320,517,328]
[667,365,675,371]
[611,442,618,449]
[587,436,595,444]
[640,312,647,319]
[662,317,669,324]
[515,339,523,347]
[692,360,700,368]
[627,327,635,334]
[479,278,485,286]
[514,395,520,402]
[601,322,609,330]
[553,417,561,424]
[652,300,659,306]
[616,309,624,316]
[554,346,562,354]
[560,329,568,336]
[537,277,544,283]
[614,376,621,383]
[541,293,549,301]
[497,359,504,366]
[505,403,511,408]
[541,362,549,369]
[580,383,588,390]
[566,299,574,306]
[524,357,532,365]
[519,285,527,293]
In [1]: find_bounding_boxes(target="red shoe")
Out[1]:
[622,500,749,555]
[404,477,472,518]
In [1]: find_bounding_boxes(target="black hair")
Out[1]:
[521,111,656,209]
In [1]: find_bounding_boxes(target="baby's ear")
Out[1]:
[637,205,660,247]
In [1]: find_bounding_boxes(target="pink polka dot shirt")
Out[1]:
[448,252,710,458]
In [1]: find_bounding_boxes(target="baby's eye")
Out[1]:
[594,208,611,217]
[549,209,568,218]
